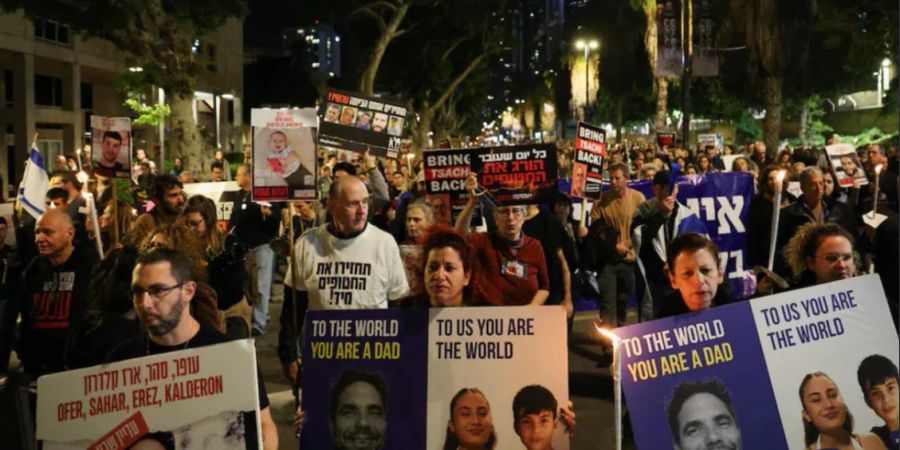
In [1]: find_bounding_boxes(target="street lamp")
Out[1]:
[575,39,599,107]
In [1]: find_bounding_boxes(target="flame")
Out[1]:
[594,322,621,346]
[775,170,786,184]
[875,164,884,175]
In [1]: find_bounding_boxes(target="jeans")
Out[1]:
[246,244,275,333]
[598,261,636,328]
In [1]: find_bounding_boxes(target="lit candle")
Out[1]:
[596,325,623,450]
[767,170,786,271]
[83,192,104,257]
[872,164,883,218]
[75,148,83,170]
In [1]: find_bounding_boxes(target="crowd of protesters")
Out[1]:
[0,134,898,449]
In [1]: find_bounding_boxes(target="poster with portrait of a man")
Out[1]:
[826,143,869,187]
[90,116,131,179]
[250,108,317,202]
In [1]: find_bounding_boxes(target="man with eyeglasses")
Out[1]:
[19,209,98,378]
[116,248,278,449]
[455,174,550,306]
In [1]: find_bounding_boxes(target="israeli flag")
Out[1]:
[16,146,49,219]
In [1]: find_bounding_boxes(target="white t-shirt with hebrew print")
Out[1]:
[285,224,409,310]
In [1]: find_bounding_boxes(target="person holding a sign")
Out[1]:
[455,175,550,307]
[799,372,886,450]
[122,248,278,450]
[782,222,858,288]
[659,233,732,317]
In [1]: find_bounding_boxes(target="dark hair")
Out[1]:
[666,379,737,446]
[102,130,122,143]
[443,388,497,450]
[135,248,195,284]
[665,232,721,271]
[0,217,6,226]
[799,372,855,446]
[330,369,387,423]
[46,187,68,202]
[56,170,83,191]
[210,161,224,171]
[857,354,899,405]
[333,161,357,176]
[553,192,573,210]
[89,246,140,315]
[150,174,183,203]
[512,385,557,433]
[422,227,475,305]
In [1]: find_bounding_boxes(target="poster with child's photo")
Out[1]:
[826,143,869,187]
[90,116,132,179]
[250,108,317,202]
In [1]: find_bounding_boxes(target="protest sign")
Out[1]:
[301,309,429,449]
[697,132,723,155]
[656,0,683,77]
[826,143,869,187]
[422,148,480,223]
[182,181,240,227]
[657,132,676,148]
[37,340,262,449]
[302,306,569,449]
[617,274,898,450]
[572,122,606,199]
[318,89,407,158]
[469,144,558,205]
[626,172,754,296]
[427,306,569,450]
[250,108,317,201]
[90,116,132,179]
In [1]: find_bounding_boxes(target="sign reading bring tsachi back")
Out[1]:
[37,340,261,450]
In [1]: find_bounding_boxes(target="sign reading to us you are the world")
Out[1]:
[617,275,898,450]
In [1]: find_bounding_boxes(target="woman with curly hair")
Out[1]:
[782,222,858,288]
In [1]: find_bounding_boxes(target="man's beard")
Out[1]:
[145,296,185,337]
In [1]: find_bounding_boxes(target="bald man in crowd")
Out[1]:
[20,209,98,378]
[279,176,408,387]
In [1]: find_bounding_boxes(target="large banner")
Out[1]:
[90,116,132,179]
[572,122,606,199]
[628,172,754,296]
[826,143,869,187]
[617,274,899,450]
[37,340,262,449]
[657,0,683,77]
[302,307,569,450]
[182,181,241,227]
[318,90,407,159]
[250,108,317,201]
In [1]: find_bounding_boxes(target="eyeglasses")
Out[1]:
[495,207,525,218]
[132,283,183,300]
[815,253,853,264]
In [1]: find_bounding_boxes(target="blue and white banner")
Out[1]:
[17,146,49,219]
[617,275,899,450]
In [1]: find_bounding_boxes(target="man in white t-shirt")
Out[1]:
[278,176,408,384]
